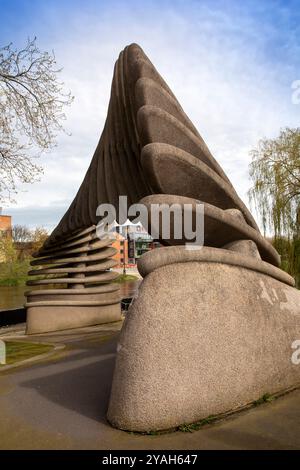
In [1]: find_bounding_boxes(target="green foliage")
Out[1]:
[249,128,300,284]
[272,236,300,287]
[249,127,300,238]
[30,226,49,253]
[113,274,139,283]
[253,393,274,406]
[178,416,218,433]
[0,340,53,365]
[0,225,49,286]
[179,395,275,434]
[0,236,31,286]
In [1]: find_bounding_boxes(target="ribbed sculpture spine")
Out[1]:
[25,226,121,334]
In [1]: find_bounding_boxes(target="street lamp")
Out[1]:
[122,220,132,275]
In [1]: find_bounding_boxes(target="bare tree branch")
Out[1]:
[0,37,74,201]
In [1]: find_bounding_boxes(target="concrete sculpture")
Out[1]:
[26,225,121,334]
[26,44,300,431]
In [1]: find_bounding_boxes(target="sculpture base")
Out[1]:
[25,287,122,334]
[107,247,300,432]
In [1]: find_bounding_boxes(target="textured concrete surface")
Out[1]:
[42,43,259,245]
[20,43,293,439]
[0,323,300,450]
[26,226,121,334]
[108,256,300,432]
[139,194,279,266]
[140,142,256,228]
[26,303,122,335]
[138,246,293,286]
[223,239,261,259]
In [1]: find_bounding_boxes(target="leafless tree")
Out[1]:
[0,37,73,201]
[12,224,32,243]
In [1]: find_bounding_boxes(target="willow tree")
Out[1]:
[248,127,300,283]
[0,38,73,201]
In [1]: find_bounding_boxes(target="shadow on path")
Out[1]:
[19,336,118,424]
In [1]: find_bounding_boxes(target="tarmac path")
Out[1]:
[0,322,300,450]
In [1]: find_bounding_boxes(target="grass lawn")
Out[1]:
[0,341,54,366]
[114,274,139,283]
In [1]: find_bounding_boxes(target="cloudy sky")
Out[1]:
[1,0,300,232]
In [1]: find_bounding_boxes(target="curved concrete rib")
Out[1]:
[138,246,294,286]
[140,143,258,229]
[25,226,121,334]
[140,194,280,266]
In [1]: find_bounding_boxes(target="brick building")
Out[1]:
[0,211,12,237]
[0,209,12,262]
[111,232,128,268]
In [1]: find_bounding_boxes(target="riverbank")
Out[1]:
[0,271,141,311]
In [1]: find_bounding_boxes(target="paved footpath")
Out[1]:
[0,322,300,450]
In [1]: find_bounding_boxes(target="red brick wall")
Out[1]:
[0,215,12,234]
[112,238,128,267]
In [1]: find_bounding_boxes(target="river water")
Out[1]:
[0,280,141,311]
